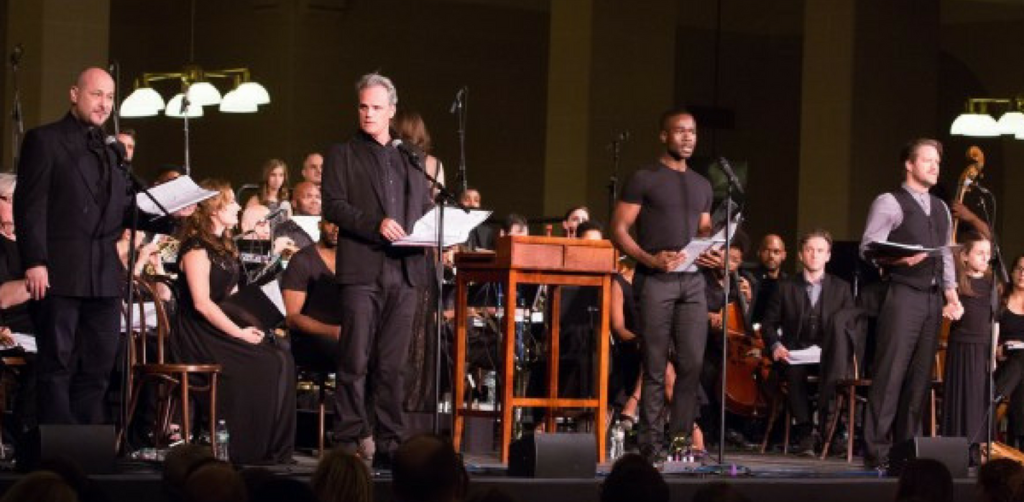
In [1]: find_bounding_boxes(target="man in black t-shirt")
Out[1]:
[611,107,713,462]
[281,219,342,371]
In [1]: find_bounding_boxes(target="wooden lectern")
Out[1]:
[452,235,617,463]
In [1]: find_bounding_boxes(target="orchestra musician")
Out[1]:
[761,229,854,455]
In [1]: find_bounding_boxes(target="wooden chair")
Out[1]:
[820,353,870,462]
[0,355,27,457]
[759,374,819,455]
[117,277,221,452]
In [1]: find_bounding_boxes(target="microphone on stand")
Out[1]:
[965,178,992,195]
[717,157,745,197]
[449,86,466,114]
[391,139,421,165]
[105,136,128,166]
[9,44,23,67]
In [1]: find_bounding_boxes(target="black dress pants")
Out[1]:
[863,282,942,464]
[30,294,121,425]
[333,259,417,453]
[636,272,707,453]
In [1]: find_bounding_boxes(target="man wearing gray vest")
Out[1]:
[859,138,964,469]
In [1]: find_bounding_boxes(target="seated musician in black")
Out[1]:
[700,235,755,447]
[761,229,853,454]
[0,173,37,436]
[281,219,342,371]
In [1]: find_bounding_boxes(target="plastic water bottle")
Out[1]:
[482,370,497,410]
[610,420,625,461]
[214,419,230,461]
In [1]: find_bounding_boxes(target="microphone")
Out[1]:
[9,44,23,67]
[717,157,745,196]
[391,139,421,165]
[965,178,991,195]
[261,207,286,223]
[104,135,127,165]
[449,86,466,114]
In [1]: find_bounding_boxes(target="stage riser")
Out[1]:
[0,475,984,502]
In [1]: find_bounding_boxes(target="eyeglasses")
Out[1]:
[1014,266,1024,274]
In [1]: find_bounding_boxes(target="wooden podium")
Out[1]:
[452,235,617,463]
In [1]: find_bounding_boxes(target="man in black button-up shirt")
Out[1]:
[322,73,431,463]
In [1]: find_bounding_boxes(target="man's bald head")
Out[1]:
[758,233,787,273]
[292,181,321,216]
[70,67,115,128]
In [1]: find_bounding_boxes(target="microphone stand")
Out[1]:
[451,88,468,194]
[9,45,24,171]
[404,151,471,434]
[978,193,1007,462]
[181,93,192,176]
[606,134,624,225]
[717,181,736,465]
[112,152,175,455]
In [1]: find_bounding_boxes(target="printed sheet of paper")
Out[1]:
[137,175,219,216]
[393,207,491,248]
[785,345,822,365]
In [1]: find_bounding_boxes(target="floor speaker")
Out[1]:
[507,433,596,478]
[887,436,968,478]
[26,425,117,474]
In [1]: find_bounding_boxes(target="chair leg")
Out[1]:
[209,373,218,450]
[820,390,845,460]
[929,388,937,437]
[782,408,791,455]
[846,387,856,464]
[760,394,780,454]
[318,381,326,459]
[116,375,147,453]
[180,372,191,444]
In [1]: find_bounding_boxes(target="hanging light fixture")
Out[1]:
[119,67,269,119]
[950,97,1024,138]
[118,0,269,119]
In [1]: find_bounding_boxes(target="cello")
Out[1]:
[722,272,772,417]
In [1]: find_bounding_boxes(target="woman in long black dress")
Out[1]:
[996,255,1024,447]
[171,179,295,464]
[941,232,993,443]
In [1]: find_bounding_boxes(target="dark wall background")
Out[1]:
[110,0,549,218]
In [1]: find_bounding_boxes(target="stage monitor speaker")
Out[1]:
[507,433,596,478]
[887,436,968,478]
[23,425,117,474]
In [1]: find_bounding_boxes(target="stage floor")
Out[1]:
[0,447,983,502]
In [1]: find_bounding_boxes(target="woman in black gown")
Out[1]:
[996,255,1024,447]
[171,179,295,464]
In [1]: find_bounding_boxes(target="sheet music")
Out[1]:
[291,215,321,243]
[676,213,741,272]
[261,280,286,316]
[675,239,726,272]
[393,206,491,247]
[865,240,959,258]
[785,345,821,365]
[137,175,219,215]
[8,333,36,353]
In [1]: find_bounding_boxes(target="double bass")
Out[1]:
[938,147,986,376]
